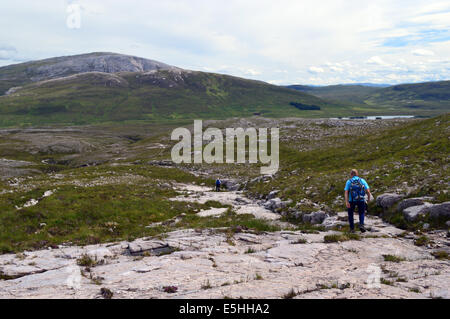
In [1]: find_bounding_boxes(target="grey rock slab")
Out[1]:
[397,198,427,212]
[403,203,434,222]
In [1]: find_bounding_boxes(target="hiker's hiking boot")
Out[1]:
[349,229,356,234]
[360,226,367,233]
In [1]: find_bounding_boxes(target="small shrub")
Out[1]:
[245,247,256,254]
[383,254,405,263]
[431,250,449,260]
[414,235,430,246]
[76,254,104,267]
[291,238,307,244]
[324,234,344,243]
[380,278,394,286]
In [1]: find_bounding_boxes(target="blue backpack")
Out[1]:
[350,177,365,202]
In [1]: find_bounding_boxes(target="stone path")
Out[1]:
[170,184,281,221]
[0,183,449,299]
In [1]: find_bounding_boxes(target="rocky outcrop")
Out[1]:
[401,201,449,222]
[303,211,327,224]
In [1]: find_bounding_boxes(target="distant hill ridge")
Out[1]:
[286,81,450,111]
[0,52,448,127]
[0,52,336,126]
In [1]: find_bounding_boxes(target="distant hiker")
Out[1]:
[215,178,221,192]
[344,169,371,233]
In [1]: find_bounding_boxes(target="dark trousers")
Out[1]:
[215,185,220,192]
[348,201,365,230]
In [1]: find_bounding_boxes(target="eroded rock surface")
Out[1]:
[0,224,448,299]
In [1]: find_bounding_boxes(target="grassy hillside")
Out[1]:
[286,84,381,104]
[364,81,450,110]
[0,114,448,252]
[246,114,449,229]
[287,81,450,116]
[0,70,344,127]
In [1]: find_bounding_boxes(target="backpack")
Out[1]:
[216,179,221,186]
[350,177,365,202]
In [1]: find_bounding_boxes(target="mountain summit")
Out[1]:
[0,52,180,95]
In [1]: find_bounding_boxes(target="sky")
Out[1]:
[1,0,449,85]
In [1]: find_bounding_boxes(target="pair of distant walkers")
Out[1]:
[344,169,372,233]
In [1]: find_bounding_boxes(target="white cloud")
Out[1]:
[366,56,389,66]
[0,0,448,85]
[308,66,325,73]
[412,49,435,56]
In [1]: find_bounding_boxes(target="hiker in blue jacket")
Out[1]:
[215,178,221,192]
[344,169,372,233]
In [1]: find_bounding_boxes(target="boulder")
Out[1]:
[376,193,404,210]
[403,203,434,222]
[397,198,425,212]
[302,211,327,224]
[221,180,240,191]
[428,202,450,220]
[264,198,283,210]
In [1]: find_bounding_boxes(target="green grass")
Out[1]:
[383,254,406,263]
[0,162,279,253]
[380,278,394,286]
[324,232,360,243]
[414,235,430,246]
[431,250,449,260]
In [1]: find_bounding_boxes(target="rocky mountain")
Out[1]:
[0,52,179,95]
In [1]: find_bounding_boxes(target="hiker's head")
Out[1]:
[350,169,359,177]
